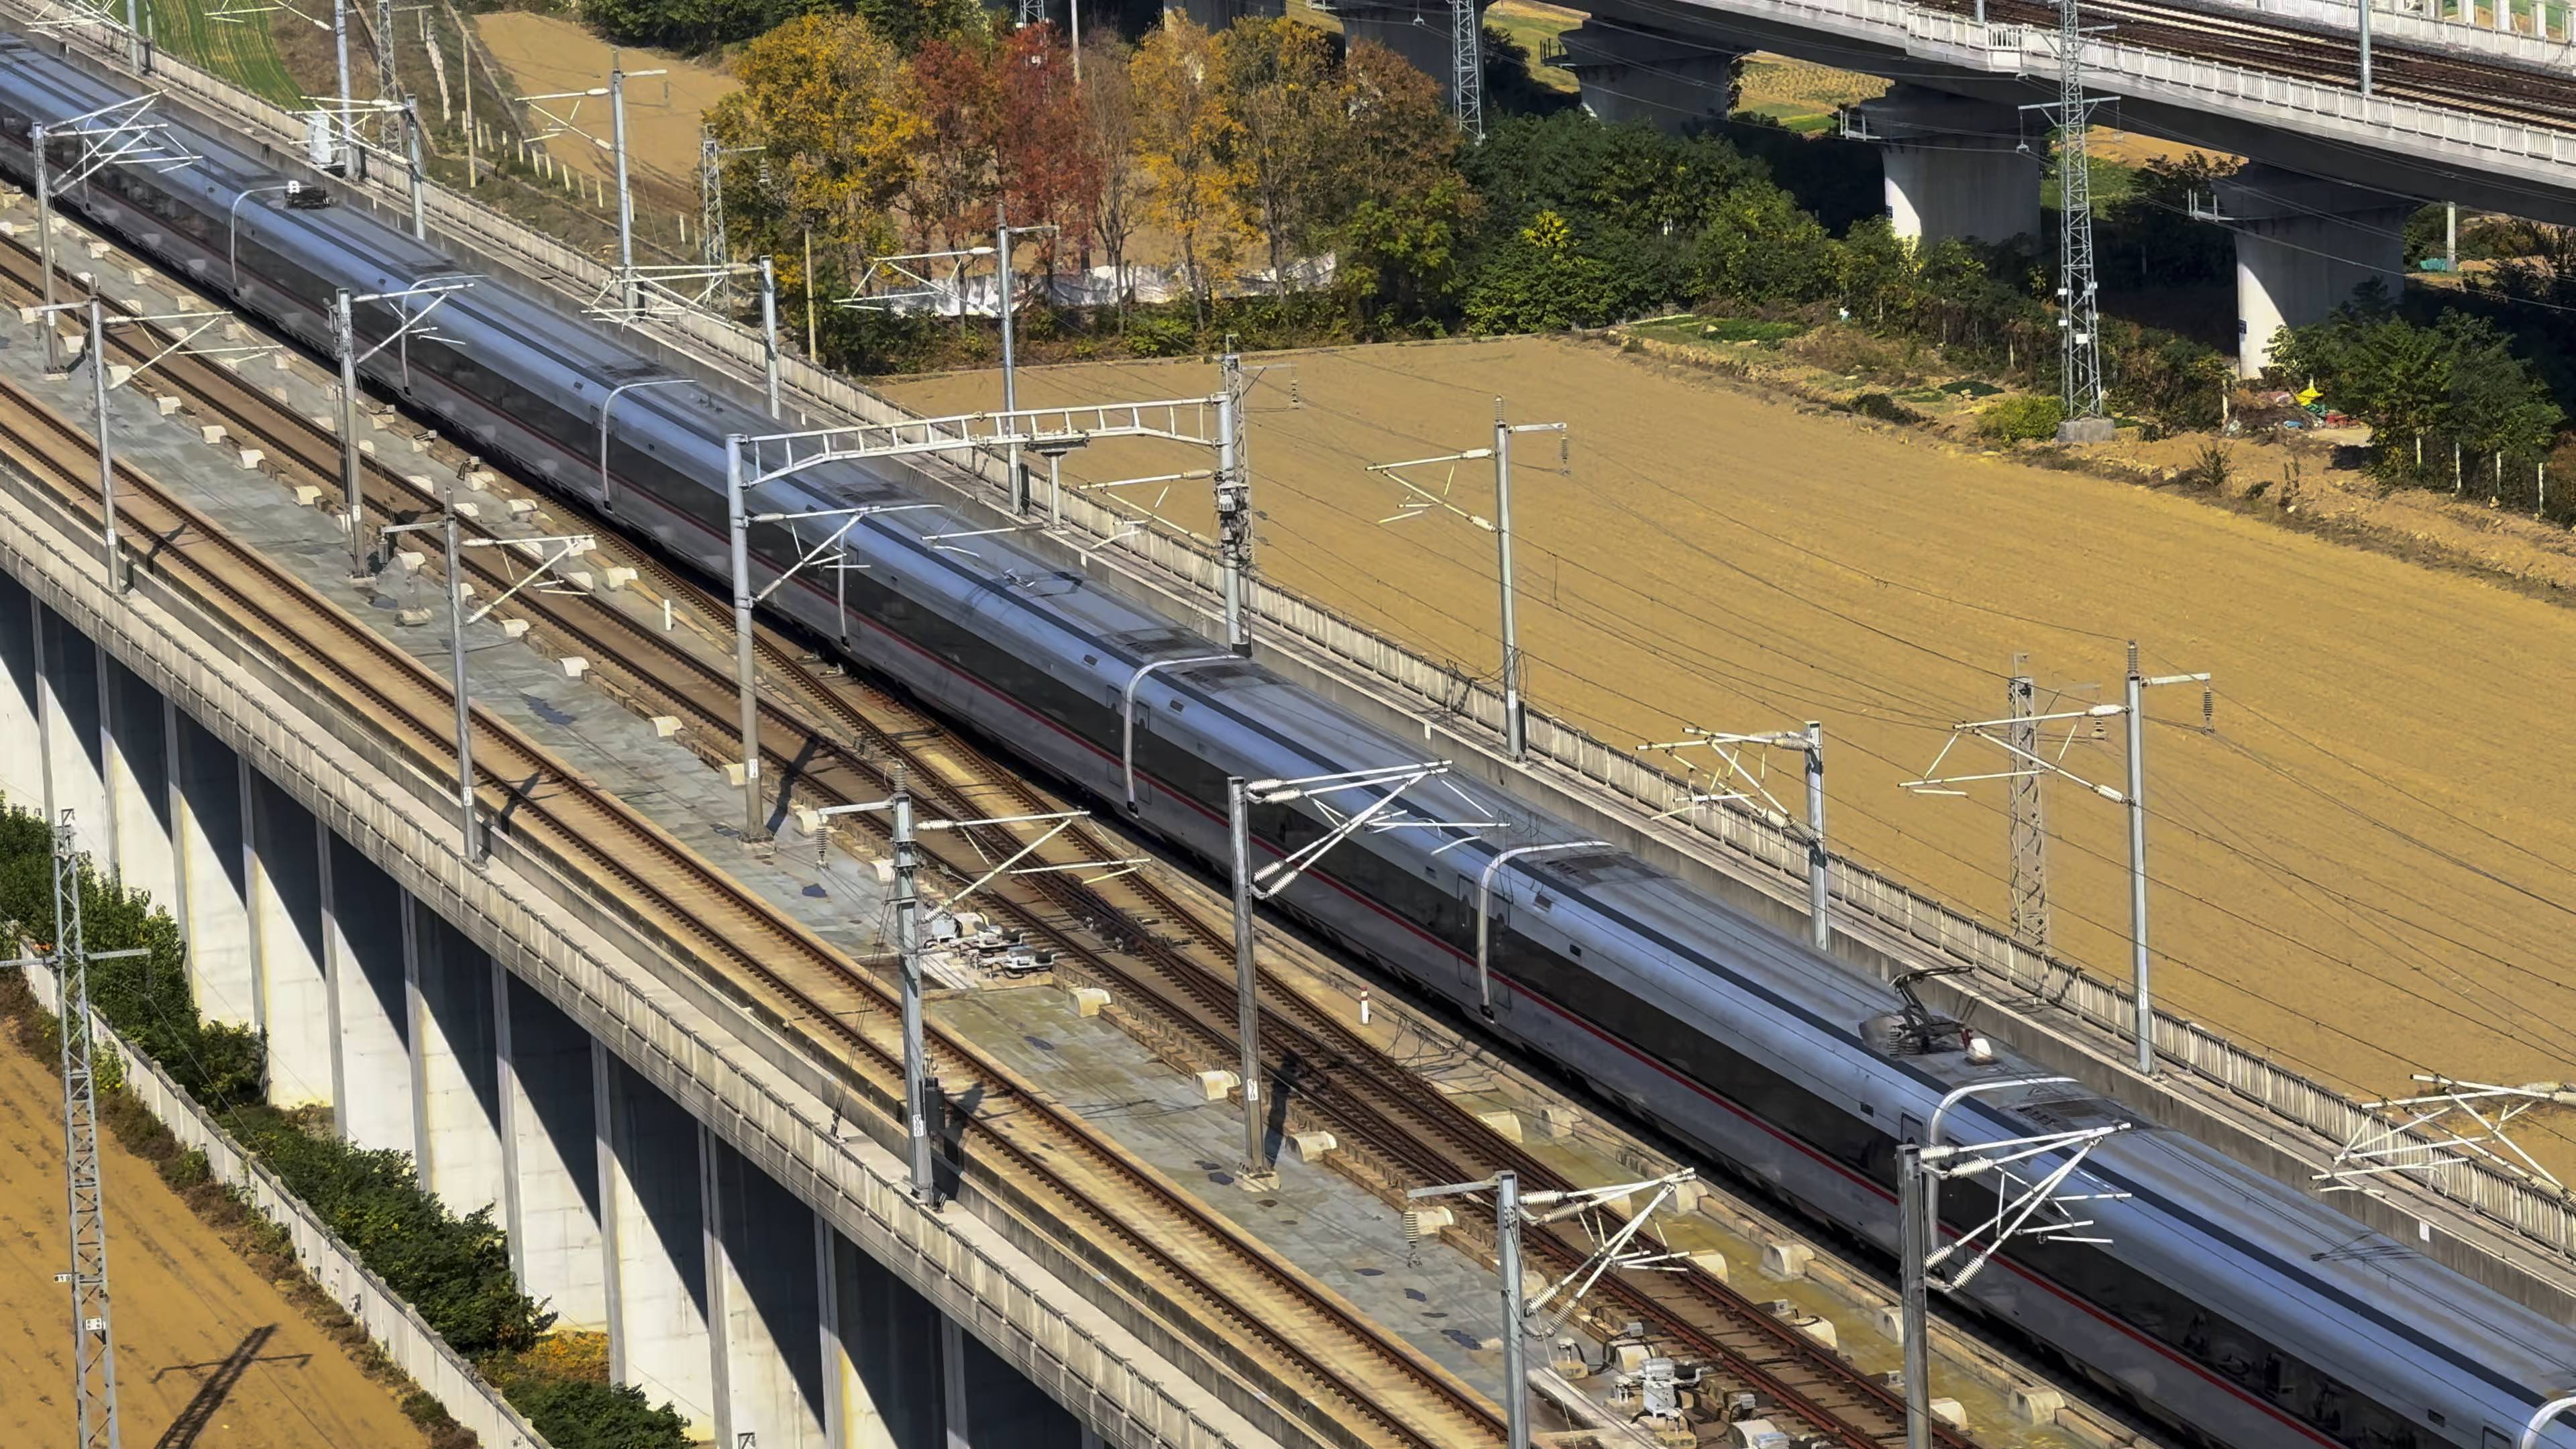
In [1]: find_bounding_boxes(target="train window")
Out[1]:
[2487,1430,2514,1449]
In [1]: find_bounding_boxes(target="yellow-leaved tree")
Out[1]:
[706,13,926,299]
[1130,18,1247,325]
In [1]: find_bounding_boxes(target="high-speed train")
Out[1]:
[0,34,2563,1448]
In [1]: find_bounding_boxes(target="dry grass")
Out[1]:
[884,335,2576,1181]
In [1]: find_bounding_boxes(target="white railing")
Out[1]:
[12,960,551,1449]
[34,11,2576,1269]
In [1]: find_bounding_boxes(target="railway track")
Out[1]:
[0,228,1992,1446]
[0,347,1500,1448]
[1923,0,2576,134]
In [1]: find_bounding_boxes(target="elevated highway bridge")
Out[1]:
[1242,0,2576,370]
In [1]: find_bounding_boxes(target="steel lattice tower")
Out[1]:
[2053,0,2104,422]
[1451,0,1485,142]
[51,812,122,1449]
[2006,660,2051,957]
[698,131,731,305]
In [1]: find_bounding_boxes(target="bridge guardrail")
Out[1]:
[33,8,2575,1271]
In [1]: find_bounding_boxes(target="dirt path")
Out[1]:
[472,11,734,195]
[0,1042,432,1448]
[881,336,2576,1179]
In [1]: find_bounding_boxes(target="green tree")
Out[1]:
[1344,176,1479,328]
[1216,17,1340,292]
[1132,18,1246,323]
[1691,182,1835,305]
[708,13,926,287]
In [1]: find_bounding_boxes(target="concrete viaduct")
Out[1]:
[1171,0,2576,372]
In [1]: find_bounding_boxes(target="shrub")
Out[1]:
[1847,392,1926,426]
[487,1336,687,1449]
[1124,311,1196,358]
[232,1110,551,1356]
[2181,443,2235,492]
[1980,394,2069,442]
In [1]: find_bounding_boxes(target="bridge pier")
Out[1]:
[172,710,256,1028]
[2216,166,2414,376]
[1159,0,1283,27]
[248,774,333,1106]
[500,970,609,1329]
[39,605,109,845]
[713,1136,830,1447]
[101,661,175,908]
[411,897,508,1210]
[1856,85,2041,244]
[602,1056,722,1434]
[1556,19,1739,133]
[1338,1,1465,101]
[328,833,416,1150]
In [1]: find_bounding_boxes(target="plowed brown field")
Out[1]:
[882,336,2576,1178]
[0,1040,431,1447]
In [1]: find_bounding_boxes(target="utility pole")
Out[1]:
[333,288,366,580]
[1450,0,1485,142]
[724,433,764,843]
[2121,643,2153,1073]
[610,58,638,314]
[83,295,117,591]
[1215,349,1252,655]
[698,130,728,277]
[888,775,934,1203]
[1366,402,1570,759]
[43,812,140,1449]
[401,95,425,240]
[2037,0,2106,436]
[1410,1172,1528,1448]
[758,257,782,420]
[998,196,1022,513]
[1898,1142,1931,1449]
[333,0,354,176]
[439,476,478,864]
[1904,643,2210,1074]
[32,123,60,373]
[1228,762,1472,1182]
[1227,777,1264,1183]
[2006,657,2050,956]
[1803,720,1829,953]
[2358,0,2373,95]
[1900,1077,2127,1449]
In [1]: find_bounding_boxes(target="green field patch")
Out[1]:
[146,0,305,108]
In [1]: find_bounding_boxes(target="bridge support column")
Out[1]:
[1856,85,2041,244]
[1556,19,1740,133]
[39,606,109,851]
[712,1136,828,1447]
[326,834,413,1152]
[2216,166,2414,376]
[1338,1,1467,102]
[408,894,506,1215]
[101,659,174,909]
[943,1313,1083,1448]
[1159,0,1283,27]
[600,1052,718,1434]
[248,775,333,1107]
[823,1222,941,1449]
[499,970,607,1328]
[171,712,255,1028]
[0,577,40,810]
